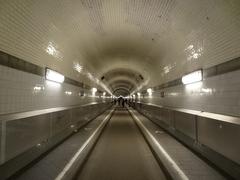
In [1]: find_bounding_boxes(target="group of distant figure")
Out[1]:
[113,97,132,108]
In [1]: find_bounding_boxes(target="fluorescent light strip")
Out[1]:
[182,70,202,85]
[46,68,65,83]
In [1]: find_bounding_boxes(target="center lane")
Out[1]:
[75,108,166,180]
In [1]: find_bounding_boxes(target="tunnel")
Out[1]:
[0,0,240,180]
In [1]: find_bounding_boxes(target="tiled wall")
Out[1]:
[0,65,109,115]
[0,0,240,88]
[140,69,240,117]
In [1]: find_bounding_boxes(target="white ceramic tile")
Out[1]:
[0,65,107,115]
[142,70,240,116]
[0,0,240,90]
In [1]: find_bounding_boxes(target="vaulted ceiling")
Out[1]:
[0,0,240,96]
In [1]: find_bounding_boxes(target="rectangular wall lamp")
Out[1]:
[45,68,65,83]
[182,70,202,85]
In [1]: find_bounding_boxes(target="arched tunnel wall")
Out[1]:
[131,58,240,178]
[0,51,112,115]
[137,58,240,117]
[0,0,240,179]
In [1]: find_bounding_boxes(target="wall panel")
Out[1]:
[198,117,240,164]
[5,114,51,161]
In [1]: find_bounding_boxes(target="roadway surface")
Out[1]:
[75,108,167,180]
